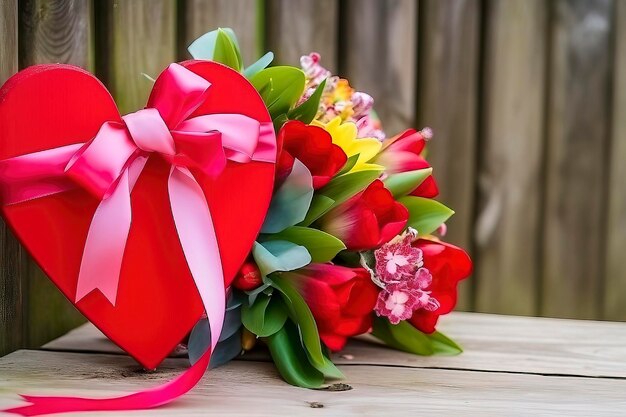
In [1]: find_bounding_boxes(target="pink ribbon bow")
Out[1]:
[1,63,276,416]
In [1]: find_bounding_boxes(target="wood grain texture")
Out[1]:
[474,0,547,315]
[266,0,338,71]
[0,0,21,358]
[415,0,480,310]
[15,0,93,350]
[18,0,93,69]
[100,0,176,114]
[603,1,626,320]
[181,0,259,64]
[2,349,626,416]
[342,0,417,135]
[44,312,626,379]
[542,0,613,318]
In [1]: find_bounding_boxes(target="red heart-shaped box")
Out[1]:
[0,61,275,369]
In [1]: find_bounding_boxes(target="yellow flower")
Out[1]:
[313,117,383,172]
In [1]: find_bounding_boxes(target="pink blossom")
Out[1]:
[375,283,418,324]
[374,233,423,282]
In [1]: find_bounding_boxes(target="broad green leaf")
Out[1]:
[319,168,383,208]
[252,241,312,278]
[187,28,243,71]
[262,226,345,263]
[287,79,326,124]
[262,159,314,233]
[298,195,335,227]
[371,316,434,355]
[429,331,463,355]
[265,321,324,388]
[250,66,305,119]
[398,196,454,236]
[241,294,288,337]
[383,168,432,199]
[309,351,344,380]
[212,28,243,71]
[270,274,325,368]
[244,51,274,78]
[336,153,360,176]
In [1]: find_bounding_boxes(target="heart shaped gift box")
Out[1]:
[0,60,276,370]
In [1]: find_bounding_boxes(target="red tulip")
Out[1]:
[275,120,347,189]
[374,129,439,198]
[408,239,472,333]
[288,264,379,351]
[232,260,263,291]
[318,180,408,251]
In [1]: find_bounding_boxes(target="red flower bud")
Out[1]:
[232,261,263,291]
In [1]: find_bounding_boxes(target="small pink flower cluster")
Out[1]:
[299,53,386,140]
[373,232,440,324]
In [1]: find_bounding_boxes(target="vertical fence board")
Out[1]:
[542,0,613,318]
[19,0,93,70]
[266,0,338,71]
[102,0,176,114]
[474,0,547,315]
[0,0,22,357]
[415,0,479,310]
[603,1,626,320]
[17,0,93,348]
[182,0,259,64]
[342,0,417,137]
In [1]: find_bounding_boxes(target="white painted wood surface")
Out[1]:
[2,312,626,416]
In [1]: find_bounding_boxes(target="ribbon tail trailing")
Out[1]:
[4,168,225,416]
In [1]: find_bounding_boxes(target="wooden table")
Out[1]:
[1,312,625,416]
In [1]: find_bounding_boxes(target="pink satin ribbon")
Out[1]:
[0,63,276,416]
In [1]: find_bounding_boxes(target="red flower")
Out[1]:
[318,180,408,251]
[232,260,263,291]
[408,239,472,333]
[275,120,347,189]
[374,129,439,198]
[289,264,379,351]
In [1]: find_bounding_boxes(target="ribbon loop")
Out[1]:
[123,108,176,156]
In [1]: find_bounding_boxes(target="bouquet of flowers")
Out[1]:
[186,28,472,388]
[0,27,471,416]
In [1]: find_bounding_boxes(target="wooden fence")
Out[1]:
[1,0,625,356]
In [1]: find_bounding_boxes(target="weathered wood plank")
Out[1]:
[17,0,93,350]
[2,349,626,416]
[266,0,338,71]
[99,0,176,114]
[342,0,417,135]
[18,0,93,69]
[181,0,259,64]
[603,0,626,321]
[0,0,21,358]
[542,0,613,318]
[474,0,547,315]
[44,312,626,379]
[415,0,480,310]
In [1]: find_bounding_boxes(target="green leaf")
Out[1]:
[429,331,463,355]
[318,168,383,208]
[336,153,360,176]
[244,51,274,78]
[252,241,312,278]
[383,168,433,199]
[265,321,324,388]
[398,196,454,236]
[311,352,344,380]
[212,28,243,71]
[287,79,326,124]
[262,226,345,263]
[187,28,243,71]
[371,316,434,355]
[241,294,288,337]
[270,274,325,368]
[298,195,335,227]
[250,66,305,120]
[262,159,314,233]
